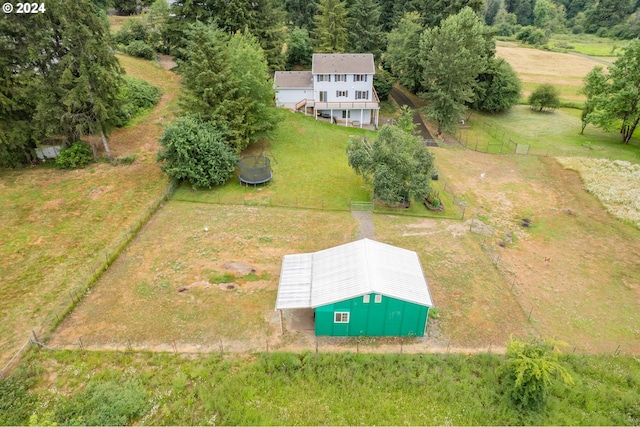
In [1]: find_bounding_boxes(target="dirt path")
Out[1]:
[390,87,435,141]
[568,51,613,65]
[351,211,375,239]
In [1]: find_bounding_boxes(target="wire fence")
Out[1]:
[174,185,468,220]
[454,119,638,160]
[0,179,177,378]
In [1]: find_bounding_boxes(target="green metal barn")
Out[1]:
[275,239,433,337]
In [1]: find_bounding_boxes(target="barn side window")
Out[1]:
[334,312,350,323]
[363,295,370,303]
[374,294,382,303]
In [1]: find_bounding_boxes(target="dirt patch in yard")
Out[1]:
[49,204,358,351]
[431,149,640,353]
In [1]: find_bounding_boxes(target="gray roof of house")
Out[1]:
[275,239,433,310]
[273,71,313,89]
[312,54,375,74]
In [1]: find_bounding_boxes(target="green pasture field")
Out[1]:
[548,33,629,58]
[457,105,640,160]
[2,349,639,426]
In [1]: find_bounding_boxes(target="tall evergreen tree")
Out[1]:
[348,0,385,59]
[0,14,39,167]
[285,0,318,30]
[385,12,424,92]
[313,0,349,52]
[485,0,502,25]
[31,0,123,159]
[416,0,485,27]
[179,25,279,151]
[166,0,286,69]
[585,0,631,32]
[378,0,417,32]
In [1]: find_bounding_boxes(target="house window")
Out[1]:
[335,74,347,82]
[334,312,350,323]
[355,91,369,100]
[317,74,331,82]
[363,295,370,303]
[342,110,350,119]
[319,91,327,102]
[336,90,348,97]
[354,74,367,82]
[374,294,382,303]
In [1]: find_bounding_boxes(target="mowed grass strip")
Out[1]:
[0,56,180,367]
[49,203,358,347]
[172,111,373,210]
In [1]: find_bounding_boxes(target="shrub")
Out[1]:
[55,380,148,425]
[502,338,573,411]
[115,75,161,127]
[516,26,548,45]
[157,115,239,188]
[124,40,156,60]
[55,142,93,169]
[0,367,38,425]
[473,58,522,113]
[112,18,148,45]
[528,83,560,112]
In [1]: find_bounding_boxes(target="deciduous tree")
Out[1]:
[528,83,560,112]
[419,7,493,133]
[286,27,313,68]
[473,58,522,113]
[582,40,640,143]
[347,125,434,205]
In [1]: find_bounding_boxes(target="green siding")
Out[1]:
[315,293,429,337]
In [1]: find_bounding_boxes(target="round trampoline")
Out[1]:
[238,155,272,186]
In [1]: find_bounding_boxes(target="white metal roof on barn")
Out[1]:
[275,239,433,310]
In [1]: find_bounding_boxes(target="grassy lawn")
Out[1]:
[4,349,640,425]
[0,56,180,368]
[457,105,640,161]
[172,111,374,210]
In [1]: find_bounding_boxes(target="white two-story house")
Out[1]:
[274,53,380,129]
